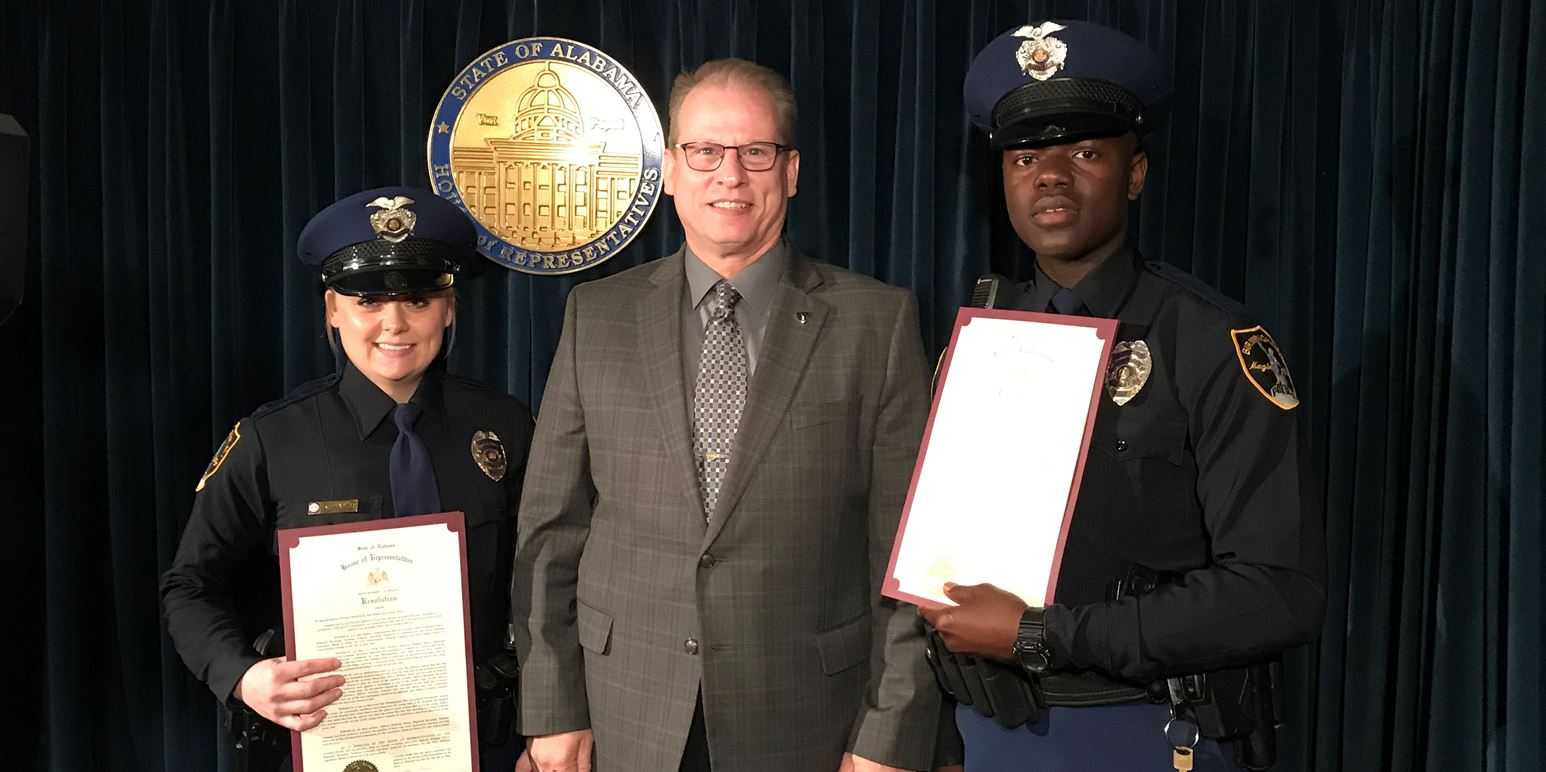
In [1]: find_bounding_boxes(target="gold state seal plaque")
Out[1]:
[428,38,664,275]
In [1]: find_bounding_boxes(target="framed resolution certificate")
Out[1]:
[278,512,480,772]
[883,308,1117,609]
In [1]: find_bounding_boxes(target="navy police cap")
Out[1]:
[965,21,1172,150]
[297,186,483,296]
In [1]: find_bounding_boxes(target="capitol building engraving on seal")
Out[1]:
[428,38,664,275]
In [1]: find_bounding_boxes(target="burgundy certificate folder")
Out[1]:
[883,308,1117,609]
[277,511,480,772]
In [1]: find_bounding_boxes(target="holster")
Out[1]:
[473,646,520,746]
[228,630,289,772]
[924,625,1044,729]
[1113,565,1281,770]
[227,707,287,772]
[1166,663,1280,771]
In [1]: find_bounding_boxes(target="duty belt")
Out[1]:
[1039,670,1153,707]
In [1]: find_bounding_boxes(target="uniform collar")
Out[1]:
[339,361,445,440]
[1030,245,1143,317]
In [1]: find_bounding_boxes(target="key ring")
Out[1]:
[1163,716,1200,749]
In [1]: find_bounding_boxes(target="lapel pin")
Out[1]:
[796,311,809,325]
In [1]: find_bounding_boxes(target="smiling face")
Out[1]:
[325,289,454,403]
[663,80,800,275]
[1001,134,1148,278]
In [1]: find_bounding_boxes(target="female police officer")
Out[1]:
[161,187,534,772]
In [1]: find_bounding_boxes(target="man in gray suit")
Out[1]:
[513,58,940,772]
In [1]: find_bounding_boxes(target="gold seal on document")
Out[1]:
[343,761,379,772]
[1106,340,1153,406]
[471,430,508,482]
[427,38,665,275]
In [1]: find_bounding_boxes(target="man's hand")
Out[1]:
[233,656,345,732]
[838,751,912,771]
[527,728,594,772]
[916,582,1029,662]
[513,746,536,772]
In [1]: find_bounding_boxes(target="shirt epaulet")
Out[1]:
[440,372,498,394]
[1143,260,1254,324]
[250,371,345,420]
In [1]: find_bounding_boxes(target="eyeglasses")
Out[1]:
[675,141,794,172]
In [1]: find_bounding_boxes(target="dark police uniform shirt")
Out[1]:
[1004,248,1325,687]
[161,363,533,704]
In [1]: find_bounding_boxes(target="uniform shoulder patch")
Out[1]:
[1230,326,1299,410]
[195,422,242,492]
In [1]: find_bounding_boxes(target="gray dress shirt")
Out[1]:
[681,240,789,387]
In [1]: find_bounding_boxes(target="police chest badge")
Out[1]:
[471,430,508,481]
[1231,326,1300,410]
[427,38,665,275]
[1012,22,1068,81]
[195,422,241,492]
[1106,340,1152,406]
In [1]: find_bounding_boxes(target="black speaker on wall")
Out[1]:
[0,114,29,326]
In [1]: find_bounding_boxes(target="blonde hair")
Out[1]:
[667,58,797,145]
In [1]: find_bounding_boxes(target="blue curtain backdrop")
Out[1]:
[1,0,1541,770]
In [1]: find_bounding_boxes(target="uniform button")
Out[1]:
[684,637,700,655]
[1114,439,1128,452]
[699,553,718,568]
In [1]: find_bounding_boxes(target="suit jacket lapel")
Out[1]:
[638,251,709,534]
[704,255,827,548]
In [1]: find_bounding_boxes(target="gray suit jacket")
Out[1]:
[513,249,940,771]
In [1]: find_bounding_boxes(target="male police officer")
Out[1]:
[161,188,533,772]
[918,22,1325,771]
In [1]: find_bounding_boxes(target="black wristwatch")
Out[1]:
[1010,607,1054,674]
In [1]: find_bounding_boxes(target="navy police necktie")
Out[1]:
[692,280,748,522]
[390,403,442,516]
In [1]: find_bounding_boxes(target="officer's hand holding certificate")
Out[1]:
[883,309,1116,609]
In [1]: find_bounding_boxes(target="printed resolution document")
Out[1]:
[278,512,479,772]
[884,309,1116,609]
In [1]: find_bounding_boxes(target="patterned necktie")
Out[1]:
[390,403,442,516]
[1048,287,1081,315]
[692,280,748,521]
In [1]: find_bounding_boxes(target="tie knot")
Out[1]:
[393,403,422,431]
[707,280,742,321]
[1049,287,1081,315]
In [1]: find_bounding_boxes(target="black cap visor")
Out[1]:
[991,111,1135,150]
[327,266,455,297]
[321,238,473,296]
[989,77,1149,149]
